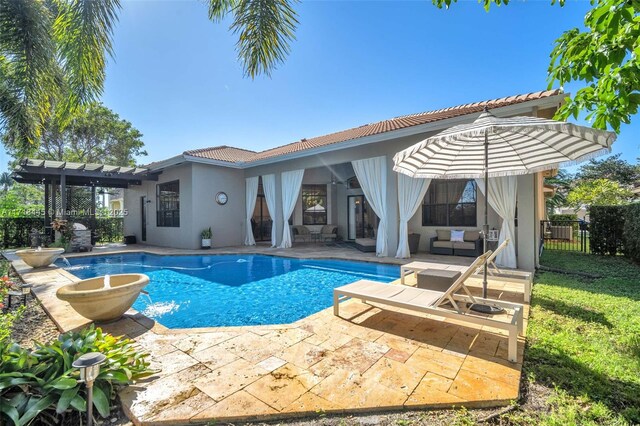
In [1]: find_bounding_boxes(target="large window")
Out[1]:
[422,179,477,227]
[302,184,327,225]
[156,180,180,227]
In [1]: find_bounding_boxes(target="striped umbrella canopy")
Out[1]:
[393,109,616,179]
[392,108,616,313]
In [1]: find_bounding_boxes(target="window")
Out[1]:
[302,184,327,225]
[422,179,477,227]
[156,180,180,227]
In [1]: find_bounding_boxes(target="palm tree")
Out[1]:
[0,172,14,193]
[1,0,298,155]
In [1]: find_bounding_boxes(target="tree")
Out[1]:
[1,0,298,155]
[0,172,13,193]
[576,154,640,186]
[545,169,573,214]
[566,178,633,209]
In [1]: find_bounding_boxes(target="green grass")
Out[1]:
[519,251,640,424]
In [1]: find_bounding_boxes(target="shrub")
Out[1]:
[0,326,153,425]
[548,213,579,223]
[590,206,626,255]
[623,203,640,262]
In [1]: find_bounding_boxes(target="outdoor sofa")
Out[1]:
[430,229,482,257]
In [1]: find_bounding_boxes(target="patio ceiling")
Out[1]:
[11,159,161,188]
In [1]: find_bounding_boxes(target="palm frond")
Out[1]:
[0,0,57,145]
[228,0,299,78]
[53,0,121,110]
[208,0,238,21]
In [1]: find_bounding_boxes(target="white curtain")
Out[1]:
[279,169,305,248]
[476,176,518,268]
[262,174,278,247]
[244,176,259,245]
[395,174,431,258]
[352,156,388,257]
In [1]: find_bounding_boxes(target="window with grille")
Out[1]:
[302,184,327,225]
[422,179,477,227]
[156,180,180,227]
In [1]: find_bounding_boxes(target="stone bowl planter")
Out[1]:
[15,248,65,268]
[56,274,149,322]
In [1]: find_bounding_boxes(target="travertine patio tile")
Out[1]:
[99,316,148,338]
[310,368,407,409]
[194,358,269,401]
[443,328,479,356]
[171,331,239,354]
[448,369,520,402]
[460,354,522,384]
[362,357,424,395]
[310,338,389,377]
[220,332,286,362]
[257,356,287,372]
[316,333,353,351]
[120,363,211,422]
[192,390,277,422]
[263,327,313,347]
[384,348,412,363]
[143,390,215,425]
[132,332,179,356]
[376,333,420,356]
[468,331,501,357]
[245,364,322,410]
[405,381,464,407]
[147,349,200,377]
[303,333,329,346]
[281,391,344,414]
[419,372,454,393]
[190,344,239,371]
[405,347,464,379]
[279,340,328,369]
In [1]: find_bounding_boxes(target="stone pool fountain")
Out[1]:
[15,247,65,268]
[56,274,150,322]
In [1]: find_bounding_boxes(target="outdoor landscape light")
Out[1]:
[20,283,32,305]
[73,352,107,426]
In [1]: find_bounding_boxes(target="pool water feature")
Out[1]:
[59,253,399,328]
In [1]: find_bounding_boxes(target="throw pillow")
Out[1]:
[450,230,465,242]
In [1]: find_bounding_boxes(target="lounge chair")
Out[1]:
[292,225,312,243]
[333,251,525,362]
[470,239,532,302]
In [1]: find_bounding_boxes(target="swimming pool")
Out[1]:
[59,253,399,328]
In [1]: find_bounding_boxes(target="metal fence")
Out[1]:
[540,220,590,253]
[0,217,124,249]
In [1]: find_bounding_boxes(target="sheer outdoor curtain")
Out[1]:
[279,169,305,249]
[476,176,518,268]
[447,180,468,206]
[244,176,259,246]
[352,156,388,257]
[395,174,431,258]
[262,174,278,247]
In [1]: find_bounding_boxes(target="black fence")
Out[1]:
[0,217,124,249]
[540,220,590,253]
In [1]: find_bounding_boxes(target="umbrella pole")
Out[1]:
[470,128,504,315]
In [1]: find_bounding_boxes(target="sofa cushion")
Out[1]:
[450,230,465,242]
[436,229,451,241]
[464,230,481,242]
[321,225,337,235]
[453,241,476,250]
[433,241,454,249]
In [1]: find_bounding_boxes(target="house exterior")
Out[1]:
[123,90,565,271]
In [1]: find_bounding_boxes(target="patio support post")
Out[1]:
[91,186,96,238]
[60,172,67,220]
[51,181,57,220]
[44,181,50,233]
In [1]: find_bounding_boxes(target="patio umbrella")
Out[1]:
[393,107,616,313]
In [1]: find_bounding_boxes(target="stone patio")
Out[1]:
[7,245,529,425]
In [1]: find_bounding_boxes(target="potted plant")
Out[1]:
[51,219,72,252]
[201,227,212,249]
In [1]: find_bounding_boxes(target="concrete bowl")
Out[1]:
[56,274,150,322]
[15,248,66,268]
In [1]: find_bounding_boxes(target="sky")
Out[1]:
[4,0,639,170]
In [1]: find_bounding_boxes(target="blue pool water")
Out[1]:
[59,253,399,329]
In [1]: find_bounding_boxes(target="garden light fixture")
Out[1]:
[73,352,107,426]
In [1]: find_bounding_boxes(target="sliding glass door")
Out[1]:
[347,195,378,240]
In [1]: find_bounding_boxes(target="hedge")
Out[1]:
[589,206,626,255]
[623,203,640,262]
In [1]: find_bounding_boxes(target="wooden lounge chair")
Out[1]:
[333,251,525,362]
[470,239,532,302]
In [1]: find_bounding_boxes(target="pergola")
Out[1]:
[11,159,161,228]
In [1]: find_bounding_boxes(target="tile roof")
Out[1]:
[184,146,257,163]
[165,89,563,168]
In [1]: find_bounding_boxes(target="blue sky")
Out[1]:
[4,0,639,170]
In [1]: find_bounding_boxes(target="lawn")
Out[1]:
[511,251,640,425]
